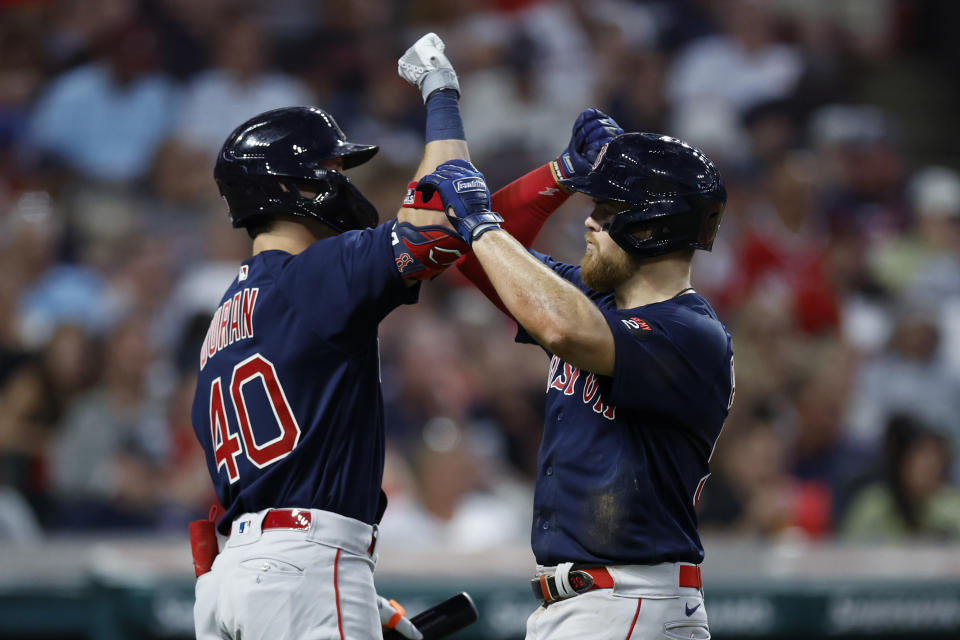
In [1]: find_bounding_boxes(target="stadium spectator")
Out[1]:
[1,191,115,350]
[699,403,832,538]
[173,15,314,157]
[48,314,169,529]
[845,309,960,460]
[0,7,46,172]
[153,371,214,529]
[668,0,804,116]
[841,415,960,541]
[667,0,803,159]
[718,152,839,333]
[378,417,531,551]
[26,20,179,183]
[0,324,96,495]
[810,104,908,242]
[905,167,960,301]
[879,166,960,299]
[787,344,865,495]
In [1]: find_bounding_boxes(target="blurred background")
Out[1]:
[1,0,959,638]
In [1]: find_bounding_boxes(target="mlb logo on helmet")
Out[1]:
[454,177,485,193]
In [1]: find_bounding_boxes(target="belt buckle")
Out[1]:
[264,508,312,531]
[530,568,596,605]
[567,570,595,592]
[285,509,312,530]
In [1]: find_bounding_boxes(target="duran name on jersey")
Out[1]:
[191,223,419,534]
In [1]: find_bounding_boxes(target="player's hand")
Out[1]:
[416,159,504,245]
[377,595,423,640]
[554,108,624,180]
[398,32,460,102]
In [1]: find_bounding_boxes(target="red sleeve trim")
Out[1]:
[401,181,445,211]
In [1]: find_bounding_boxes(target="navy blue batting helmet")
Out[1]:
[214,107,379,232]
[561,132,726,258]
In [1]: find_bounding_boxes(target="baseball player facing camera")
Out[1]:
[404,49,734,639]
[191,34,469,640]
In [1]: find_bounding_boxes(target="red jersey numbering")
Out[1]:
[209,353,302,483]
[547,355,616,420]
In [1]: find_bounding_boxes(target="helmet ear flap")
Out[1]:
[290,170,379,233]
[606,200,705,257]
[698,207,723,249]
[217,174,286,226]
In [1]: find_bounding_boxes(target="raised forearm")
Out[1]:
[396,34,468,226]
[455,108,621,319]
[457,163,569,317]
[472,230,614,374]
[414,140,469,180]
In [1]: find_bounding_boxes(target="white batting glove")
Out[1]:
[398,32,460,102]
[377,595,423,640]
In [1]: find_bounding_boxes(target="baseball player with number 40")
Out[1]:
[189,33,480,640]
[400,37,736,640]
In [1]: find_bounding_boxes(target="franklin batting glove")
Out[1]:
[554,108,624,180]
[398,32,460,102]
[416,159,504,245]
[378,595,424,640]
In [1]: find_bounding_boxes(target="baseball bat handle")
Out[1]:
[383,592,479,640]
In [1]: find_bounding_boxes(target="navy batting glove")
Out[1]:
[416,159,504,245]
[555,108,624,179]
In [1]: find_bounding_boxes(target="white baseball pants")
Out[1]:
[194,508,381,640]
[525,563,710,640]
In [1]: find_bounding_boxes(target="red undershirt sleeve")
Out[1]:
[456,162,571,317]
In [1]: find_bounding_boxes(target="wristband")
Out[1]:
[403,181,446,211]
[425,88,465,142]
[549,160,574,193]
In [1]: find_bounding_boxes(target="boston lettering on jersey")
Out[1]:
[520,248,735,567]
[200,287,260,370]
[546,355,616,420]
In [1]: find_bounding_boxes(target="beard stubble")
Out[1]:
[580,236,637,292]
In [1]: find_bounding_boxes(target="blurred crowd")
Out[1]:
[1,0,960,549]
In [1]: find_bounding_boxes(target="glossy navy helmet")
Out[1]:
[214,107,379,232]
[561,132,726,258]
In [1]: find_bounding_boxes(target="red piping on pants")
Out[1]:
[625,599,642,639]
[334,548,344,640]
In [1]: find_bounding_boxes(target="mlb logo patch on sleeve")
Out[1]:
[621,316,653,340]
[239,265,249,281]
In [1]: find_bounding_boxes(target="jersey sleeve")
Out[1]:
[282,221,419,346]
[600,304,733,434]
[527,249,584,287]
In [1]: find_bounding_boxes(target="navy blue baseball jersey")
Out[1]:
[191,222,418,534]
[520,251,734,566]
